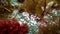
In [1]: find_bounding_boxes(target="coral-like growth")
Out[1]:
[0,18,29,34]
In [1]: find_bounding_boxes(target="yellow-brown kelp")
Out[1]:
[0,0,14,19]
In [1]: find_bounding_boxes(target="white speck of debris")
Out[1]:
[20,19,24,21]
[19,21,23,25]
[44,15,48,19]
[41,6,44,11]
[54,3,58,7]
[46,1,54,9]
[47,1,54,6]
[22,12,29,17]
[52,9,57,14]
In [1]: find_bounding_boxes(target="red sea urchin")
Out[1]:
[0,18,29,34]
